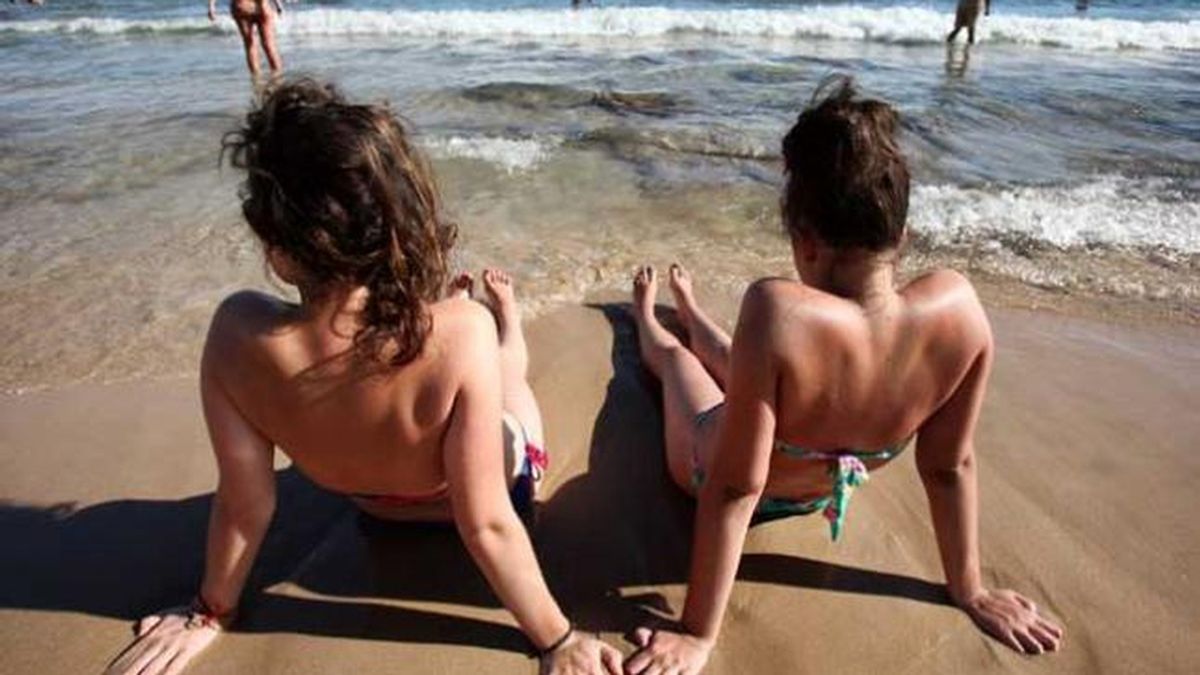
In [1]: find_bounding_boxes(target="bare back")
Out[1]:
[749,270,991,497]
[202,290,492,498]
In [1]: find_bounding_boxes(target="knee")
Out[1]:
[665,442,698,496]
[660,343,696,369]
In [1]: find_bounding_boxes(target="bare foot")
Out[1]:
[449,272,474,300]
[631,265,684,375]
[632,265,658,321]
[482,268,520,344]
[668,263,697,325]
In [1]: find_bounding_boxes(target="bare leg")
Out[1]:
[259,15,283,75]
[235,18,260,78]
[947,25,962,43]
[632,266,725,494]
[968,24,976,45]
[668,263,732,389]
[482,269,545,458]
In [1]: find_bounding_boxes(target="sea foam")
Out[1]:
[5,7,1199,52]
[423,135,558,174]
[912,177,1200,253]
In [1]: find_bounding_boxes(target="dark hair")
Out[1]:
[223,78,457,366]
[781,76,909,251]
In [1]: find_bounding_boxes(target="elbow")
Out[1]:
[216,490,276,530]
[918,453,975,490]
[705,475,766,505]
[238,501,276,532]
[457,514,520,554]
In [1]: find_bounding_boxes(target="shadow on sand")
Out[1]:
[0,302,947,658]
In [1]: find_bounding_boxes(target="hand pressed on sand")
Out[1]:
[105,606,221,675]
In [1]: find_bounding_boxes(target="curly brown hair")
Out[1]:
[782,76,910,252]
[223,78,457,366]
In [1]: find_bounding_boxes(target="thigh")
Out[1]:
[234,17,255,43]
[658,346,725,494]
[502,380,544,452]
[258,13,276,41]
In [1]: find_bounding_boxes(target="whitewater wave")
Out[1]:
[5,7,1198,52]
[423,135,558,173]
[911,177,1200,253]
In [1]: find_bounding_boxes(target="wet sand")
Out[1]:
[1,299,1197,674]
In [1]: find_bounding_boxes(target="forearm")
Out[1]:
[459,514,570,649]
[921,455,983,605]
[199,489,275,614]
[680,481,760,640]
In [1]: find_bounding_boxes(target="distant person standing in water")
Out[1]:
[208,0,284,79]
[947,0,990,45]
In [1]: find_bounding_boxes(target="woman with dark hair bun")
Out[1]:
[624,77,1063,674]
[104,78,621,675]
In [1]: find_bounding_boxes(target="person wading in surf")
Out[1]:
[208,0,285,79]
[947,0,991,45]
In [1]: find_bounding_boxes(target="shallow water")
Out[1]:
[1,0,1198,391]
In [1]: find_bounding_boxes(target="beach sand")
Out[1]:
[1,297,1197,674]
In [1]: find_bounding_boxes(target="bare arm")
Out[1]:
[207,0,216,21]
[916,307,1062,654]
[680,288,777,640]
[444,305,620,674]
[627,284,779,674]
[197,361,277,616]
[915,340,989,606]
[105,311,276,675]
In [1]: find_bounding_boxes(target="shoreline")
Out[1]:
[2,279,1196,397]
[1,300,1197,673]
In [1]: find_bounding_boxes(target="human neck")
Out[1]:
[297,281,368,338]
[818,250,899,313]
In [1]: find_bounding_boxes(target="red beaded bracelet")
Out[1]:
[186,593,237,631]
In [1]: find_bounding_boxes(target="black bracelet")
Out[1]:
[533,622,574,659]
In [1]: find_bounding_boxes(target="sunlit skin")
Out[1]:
[623,232,1064,674]
[208,0,284,78]
[103,266,621,675]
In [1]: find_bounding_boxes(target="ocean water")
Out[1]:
[1,0,1198,391]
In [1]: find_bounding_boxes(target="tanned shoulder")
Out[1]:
[430,297,500,374]
[203,290,291,374]
[908,269,994,375]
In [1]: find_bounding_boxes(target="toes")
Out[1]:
[483,268,512,288]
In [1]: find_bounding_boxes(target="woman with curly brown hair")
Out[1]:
[104,79,620,675]
[624,77,1063,674]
